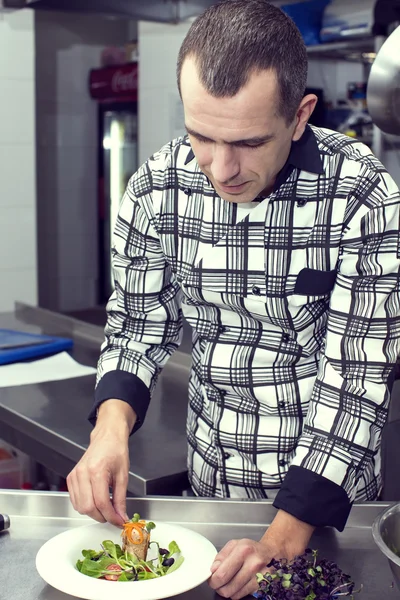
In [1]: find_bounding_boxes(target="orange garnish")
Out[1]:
[122,521,145,545]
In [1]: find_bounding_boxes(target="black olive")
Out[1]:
[159,548,169,555]
[162,557,175,567]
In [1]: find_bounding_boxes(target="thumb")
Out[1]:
[112,471,129,523]
[210,560,221,573]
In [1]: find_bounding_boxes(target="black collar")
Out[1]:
[287,125,324,175]
[273,125,324,193]
[184,146,195,165]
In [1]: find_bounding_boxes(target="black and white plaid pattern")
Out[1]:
[98,126,400,502]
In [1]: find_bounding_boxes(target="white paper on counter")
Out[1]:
[0,351,96,388]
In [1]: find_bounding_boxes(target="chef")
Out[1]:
[67,1,400,598]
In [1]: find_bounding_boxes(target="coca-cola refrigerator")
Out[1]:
[89,62,138,302]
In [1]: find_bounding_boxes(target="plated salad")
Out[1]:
[76,513,184,582]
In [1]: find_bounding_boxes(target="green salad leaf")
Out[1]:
[79,556,116,578]
[76,514,184,583]
[81,549,103,560]
[101,540,122,561]
[167,555,185,574]
[167,541,181,557]
[118,572,134,582]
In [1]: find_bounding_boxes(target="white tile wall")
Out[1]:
[0,145,35,207]
[138,21,190,165]
[0,79,35,144]
[0,9,37,312]
[0,207,36,270]
[0,268,37,310]
[139,87,174,165]
[0,9,34,80]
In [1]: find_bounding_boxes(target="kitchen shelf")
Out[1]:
[306,36,376,63]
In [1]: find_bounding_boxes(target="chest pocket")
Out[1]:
[288,267,336,335]
[294,268,337,296]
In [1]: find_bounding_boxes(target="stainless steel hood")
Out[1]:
[3,0,217,23]
[367,25,400,135]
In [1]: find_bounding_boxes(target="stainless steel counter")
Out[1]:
[0,303,192,495]
[1,490,398,600]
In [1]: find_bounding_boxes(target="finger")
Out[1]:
[112,469,129,522]
[212,539,238,569]
[208,555,242,590]
[91,470,124,526]
[228,571,260,600]
[215,565,259,600]
[74,468,107,523]
[66,472,77,511]
[210,560,221,574]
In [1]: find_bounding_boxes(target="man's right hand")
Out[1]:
[66,399,136,527]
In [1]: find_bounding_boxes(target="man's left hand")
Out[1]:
[208,509,315,599]
[208,537,278,599]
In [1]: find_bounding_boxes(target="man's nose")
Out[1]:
[210,145,240,184]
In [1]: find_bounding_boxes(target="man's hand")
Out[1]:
[208,509,314,599]
[67,400,136,527]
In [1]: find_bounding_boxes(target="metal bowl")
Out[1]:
[367,26,400,135]
[372,502,400,591]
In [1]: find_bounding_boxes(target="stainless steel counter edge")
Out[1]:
[0,489,392,528]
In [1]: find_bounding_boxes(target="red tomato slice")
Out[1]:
[104,563,122,581]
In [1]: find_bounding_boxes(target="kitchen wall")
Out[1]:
[35,11,131,312]
[0,8,37,313]
[138,21,190,165]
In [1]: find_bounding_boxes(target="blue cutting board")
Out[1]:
[0,329,73,365]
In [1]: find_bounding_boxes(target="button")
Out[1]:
[252,285,261,296]
[224,452,232,459]
[297,199,307,207]
[218,325,230,334]
[282,333,290,343]
[278,401,286,409]
[219,390,227,398]
[278,459,287,467]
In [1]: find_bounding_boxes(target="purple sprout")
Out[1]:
[255,549,361,600]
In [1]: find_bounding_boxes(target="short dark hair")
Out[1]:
[177,0,308,125]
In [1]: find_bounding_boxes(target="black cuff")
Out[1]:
[273,465,352,531]
[88,371,151,434]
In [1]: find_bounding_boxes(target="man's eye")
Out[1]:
[191,135,210,144]
[244,143,263,149]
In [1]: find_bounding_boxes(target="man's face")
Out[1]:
[180,58,300,203]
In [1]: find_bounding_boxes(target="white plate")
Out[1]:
[36,520,218,600]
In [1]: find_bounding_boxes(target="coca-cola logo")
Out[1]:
[111,68,138,93]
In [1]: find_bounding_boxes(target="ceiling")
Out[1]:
[4,0,219,22]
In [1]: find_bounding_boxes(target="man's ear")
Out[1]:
[292,94,318,141]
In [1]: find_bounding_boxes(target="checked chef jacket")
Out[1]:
[90,125,400,531]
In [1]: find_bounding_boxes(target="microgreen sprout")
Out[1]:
[254,549,361,600]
